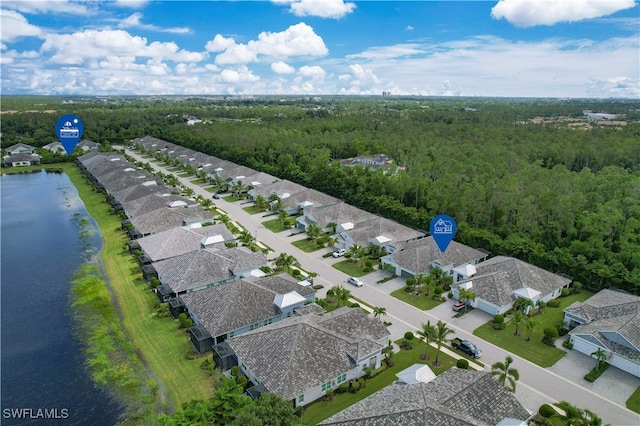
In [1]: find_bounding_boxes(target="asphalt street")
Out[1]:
[123,148,640,426]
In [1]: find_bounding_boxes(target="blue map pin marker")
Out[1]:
[430,214,457,253]
[55,114,84,155]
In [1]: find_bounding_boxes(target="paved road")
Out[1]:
[123,149,640,426]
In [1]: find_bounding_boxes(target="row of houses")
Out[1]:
[75,150,399,410]
[2,141,100,167]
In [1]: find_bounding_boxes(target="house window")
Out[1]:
[337,374,347,384]
[321,381,332,391]
[362,364,367,371]
[298,395,304,403]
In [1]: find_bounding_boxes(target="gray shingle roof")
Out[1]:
[305,202,377,229]
[281,188,341,211]
[320,369,531,425]
[111,184,175,204]
[343,217,424,250]
[153,247,264,293]
[248,179,308,200]
[129,205,214,235]
[137,224,234,262]
[180,273,314,338]
[122,193,196,217]
[387,237,487,274]
[453,256,571,307]
[227,307,389,401]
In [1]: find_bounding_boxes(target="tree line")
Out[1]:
[2,95,639,293]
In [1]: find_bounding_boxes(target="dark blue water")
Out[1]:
[1,170,123,425]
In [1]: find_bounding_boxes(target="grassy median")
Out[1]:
[62,163,215,411]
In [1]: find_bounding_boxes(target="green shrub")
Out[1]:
[547,299,561,308]
[585,362,609,382]
[562,339,574,350]
[434,286,443,296]
[324,389,334,401]
[542,327,558,346]
[349,381,361,393]
[539,404,556,418]
[291,269,301,277]
[571,282,582,293]
[337,382,349,394]
[365,259,374,268]
[493,314,504,324]
[456,359,469,369]
[447,292,453,299]
[560,288,570,297]
[149,277,160,287]
[237,376,248,387]
[350,303,360,308]
[406,278,416,288]
[200,357,215,372]
[155,302,171,318]
[230,365,240,377]
[400,339,415,350]
[404,331,415,340]
[184,349,196,360]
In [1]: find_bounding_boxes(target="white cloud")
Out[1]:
[113,0,150,8]
[348,44,425,60]
[271,61,295,74]
[298,65,325,80]
[1,0,92,15]
[406,25,414,31]
[220,66,260,83]
[40,29,204,65]
[118,12,191,34]
[210,22,328,65]
[0,10,43,43]
[491,0,636,27]
[282,0,356,19]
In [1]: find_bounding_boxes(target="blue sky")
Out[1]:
[1,0,638,97]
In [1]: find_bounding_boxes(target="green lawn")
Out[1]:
[262,217,293,233]
[242,205,265,215]
[177,172,192,177]
[390,287,446,310]
[65,164,216,410]
[292,238,324,253]
[473,291,593,368]
[626,386,640,414]
[222,195,243,202]
[331,260,370,278]
[189,178,210,185]
[302,341,458,425]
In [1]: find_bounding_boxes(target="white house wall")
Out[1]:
[571,335,640,379]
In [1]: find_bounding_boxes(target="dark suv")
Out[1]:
[451,337,482,359]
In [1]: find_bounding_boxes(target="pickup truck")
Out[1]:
[451,337,482,359]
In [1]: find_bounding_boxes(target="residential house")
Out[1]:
[319,368,531,425]
[380,236,488,279]
[5,143,36,155]
[279,188,340,216]
[43,141,66,154]
[3,153,40,167]
[335,216,424,254]
[297,202,377,233]
[247,179,307,207]
[153,247,267,300]
[339,154,396,172]
[180,273,316,353]
[564,289,640,378]
[137,224,235,263]
[121,193,197,218]
[219,307,390,408]
[451,256,572,315]
[76,139,100,152]
[128,205,214,237]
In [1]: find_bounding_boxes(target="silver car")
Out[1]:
[347,276,363,287]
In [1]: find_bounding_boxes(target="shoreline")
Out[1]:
[10,163,214,418]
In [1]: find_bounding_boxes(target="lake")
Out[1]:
[1,170,123,425]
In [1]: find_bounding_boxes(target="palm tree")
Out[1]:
[274,252,296,272]
[524,317,537,341]
[591,348,608,370]
[414,273,430,295]
[512,310,524,336]
[417,321,436,360]
[458,288,476,312]
[372,306,387,320]
[491,356,519,393]
[326,222,337,234]
[326,235,339,250]
[555,401,609,426]
[536,299,546,315]
[253,195,269,211]
[333,285,352,307]
[238,230,255,246]
[433,320,454,366]
[513,297,534,316]
[306,223,322,241]
[347,243,363,263]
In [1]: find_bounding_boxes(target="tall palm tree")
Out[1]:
[306,223,322,241]
[591,348,608,370]
[372,306,387,320]
[333,285,352,307]
[347,243,363,263]
[326,222,337,234]
[414,273,430,295]
[238,230,255,246]
[524,317,537,341]
[512,310,524,336]
[555,401,609,426]
[433,320,454,366]
[253,195,269,211]
[491,356,519,393]
[417,321,436,360]
[458,288,476,312]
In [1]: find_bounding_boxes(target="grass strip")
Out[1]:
[63,164,214,411]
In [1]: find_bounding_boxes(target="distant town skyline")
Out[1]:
[1,0,638,98]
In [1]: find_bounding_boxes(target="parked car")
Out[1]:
[347,276,363,287]
[451,337,482,358]
[332,248,346,258]
[212,194,220,199]
[452,301,467,312]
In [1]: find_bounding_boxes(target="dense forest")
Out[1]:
[2,96,639,293]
